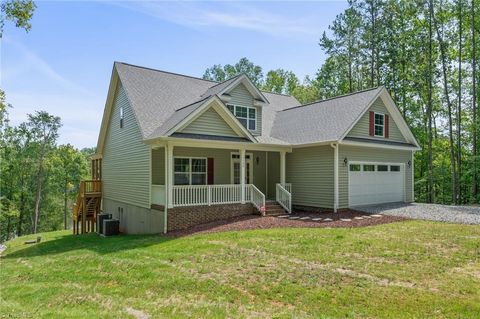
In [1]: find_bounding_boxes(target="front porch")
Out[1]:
[149,142,292,229]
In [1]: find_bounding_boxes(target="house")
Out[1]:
[91,62,420,234]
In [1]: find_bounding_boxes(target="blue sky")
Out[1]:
[2,0,348,149]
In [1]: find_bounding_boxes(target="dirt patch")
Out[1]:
[125,307,149,319]
[168,210,407,237]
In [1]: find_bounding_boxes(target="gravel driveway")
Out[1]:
[355,202,480,225]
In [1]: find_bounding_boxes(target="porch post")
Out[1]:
[280,151,286,186]
[167,144,174,209]
[240,148,246,204]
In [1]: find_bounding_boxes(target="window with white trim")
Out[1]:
[174,158,207,185]
[374,113,384,137]
[226,104,256,131]
[120,106,124,128]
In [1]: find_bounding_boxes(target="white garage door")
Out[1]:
[349,163,405,207]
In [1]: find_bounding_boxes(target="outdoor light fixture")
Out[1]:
[343,157,348,166]
[407,160,412,168]
[256,156,260,165]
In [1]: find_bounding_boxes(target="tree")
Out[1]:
[263,69,299,95]
[27,111,61,233]
[471,0,478,202]
[0,0,36,37]
[203,58,264,85]
[51,145,88,230]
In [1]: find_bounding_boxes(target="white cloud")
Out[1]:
[113,1,321,38]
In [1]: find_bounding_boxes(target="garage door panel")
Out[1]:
[349,163,404,206]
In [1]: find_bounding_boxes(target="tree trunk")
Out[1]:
[457,0,463,204]
[427,0,435,203]
[32,158,44,234]
[17,172,26,236]
[64,179,68,230]
[431,1,458,203]
[472,0,477,203]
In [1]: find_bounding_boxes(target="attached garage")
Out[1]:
[348,162,405,206]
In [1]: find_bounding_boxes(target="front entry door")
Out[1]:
[231,153,253,184]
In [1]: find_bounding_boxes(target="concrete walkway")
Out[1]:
[355,202,480,225]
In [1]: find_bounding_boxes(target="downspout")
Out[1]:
[330,143,339,212]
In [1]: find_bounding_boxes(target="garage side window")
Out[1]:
[349,164,361,171]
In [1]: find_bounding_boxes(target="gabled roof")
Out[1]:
[97,62,419,153]
[271,87,384,145]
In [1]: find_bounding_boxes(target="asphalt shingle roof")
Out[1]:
[114,62,384,146]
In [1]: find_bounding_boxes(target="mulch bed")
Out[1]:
[168,210,408,237]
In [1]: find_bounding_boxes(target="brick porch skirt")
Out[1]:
[167,203,255,231]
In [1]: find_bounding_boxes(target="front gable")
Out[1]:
[346,96,408,143]
[179,107,239,137]
[171,96,257,142]
[223,83,263,136]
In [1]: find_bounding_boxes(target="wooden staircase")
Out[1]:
[72,180,102,234]
[264,200,287,216]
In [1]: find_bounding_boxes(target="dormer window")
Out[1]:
[227,104,256,131]
[374,113,384,137]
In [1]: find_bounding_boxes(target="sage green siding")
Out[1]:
[267,152,280,199]
[338,145,413,208]
[152,148,165,185]
[172,147,267,194]
[180,108,238,137]
[228,83,262,136]
[347,97,407,143]
[286,146,334,208]
[103,82,151,208]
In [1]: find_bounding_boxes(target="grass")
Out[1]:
[1,221,479,318]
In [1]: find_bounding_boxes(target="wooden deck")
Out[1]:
[72,180,102,234]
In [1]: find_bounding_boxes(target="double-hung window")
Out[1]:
[174,158,207,185]
[227,104,256,131]
[374,113,385,137]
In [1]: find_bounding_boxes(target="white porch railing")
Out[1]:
[250,184,266,215]
[284,183,292,193]
[172,184,260,208]
[276,183,292,214]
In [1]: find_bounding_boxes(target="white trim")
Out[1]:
[373,112,385,137]
[240,149,246,204]
[230,152,253,185]
[166,96,258,143]
[167,143,174,209]
[347,160,406,207]
[164,145,168,233]
[331,143,339,212]
[280,151,286,186]
[219,74,269,104]
[147,137,292,152]
[411,151,415,202]
[265,151,268,197]
[340,139,420,151]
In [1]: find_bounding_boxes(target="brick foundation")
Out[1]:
[167,203,255,231]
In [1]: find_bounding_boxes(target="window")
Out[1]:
[174,158,207,185]
[227,104,256,131]
[120,106,124,128]
[377,165,388,172]
[363,164,375,172]
[390,165,401,172]
[349,164,361,172]
[374,113,384,137]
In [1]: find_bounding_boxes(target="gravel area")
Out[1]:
[168,210,407,237]
[355,202,480,225]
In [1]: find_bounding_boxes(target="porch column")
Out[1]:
[280,151,286,186]
[240,148,246,204]
[167,144,174,209]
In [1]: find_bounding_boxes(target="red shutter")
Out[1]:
[384,114,389,138]
[207,158,214,185]
[369,111,375,136]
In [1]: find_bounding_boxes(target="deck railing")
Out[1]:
[276,183,292,214]
[171,184,260,209]
[250,184,266,215]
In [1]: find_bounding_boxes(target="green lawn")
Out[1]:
[1,221,479,318]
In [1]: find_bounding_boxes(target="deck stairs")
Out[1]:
[72,180,102,234]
